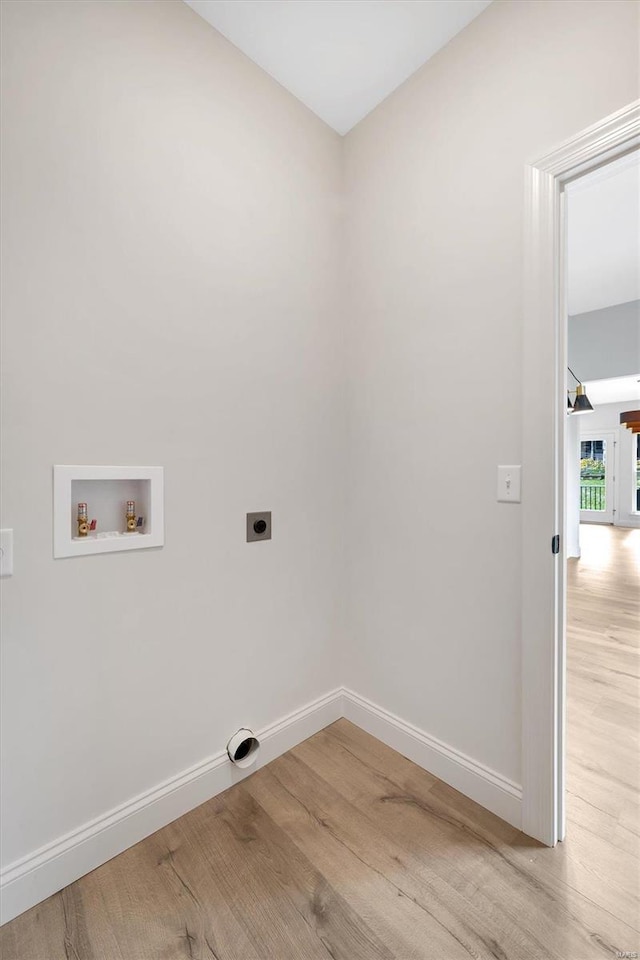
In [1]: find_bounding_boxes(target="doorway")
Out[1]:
[522,100,640,847]
[580,432,616,524]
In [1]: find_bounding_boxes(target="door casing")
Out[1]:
[522,101,640,846]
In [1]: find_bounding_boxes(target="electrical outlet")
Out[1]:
[247,512,271,542]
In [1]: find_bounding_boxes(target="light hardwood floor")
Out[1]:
[2,525,638,959]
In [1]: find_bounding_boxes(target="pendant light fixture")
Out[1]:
[567,367,594,414]
[620,409,640,432]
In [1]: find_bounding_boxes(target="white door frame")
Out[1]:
[522,100,640,846]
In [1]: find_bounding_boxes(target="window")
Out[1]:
[580,439,604,461]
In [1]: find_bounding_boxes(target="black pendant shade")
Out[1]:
[567,367,594,414]
[571,383,594,414]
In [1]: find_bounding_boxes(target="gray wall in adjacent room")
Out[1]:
[569,299,640,381]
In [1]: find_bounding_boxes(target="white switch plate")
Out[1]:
[497,465,521,503]
[0,529,13,577]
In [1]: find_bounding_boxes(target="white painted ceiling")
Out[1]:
[184,0,492,134]
[583,374,640,406]
[567,150,640,316]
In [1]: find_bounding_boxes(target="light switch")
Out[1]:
[0,529,13,577]
[497,466,521,503]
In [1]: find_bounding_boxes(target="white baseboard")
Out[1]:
[0,688,343,925]
[342,688,522,830]
[566,542,581,559]
[616,516,640,528]
[1,686,523,925]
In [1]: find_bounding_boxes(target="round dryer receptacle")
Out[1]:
[227,728,260,768]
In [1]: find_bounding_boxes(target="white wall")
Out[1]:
[0,0,345,871]
[579,402,640,528]
[566,153,640,315]
[343,0,639,784]
[569,300,640,382]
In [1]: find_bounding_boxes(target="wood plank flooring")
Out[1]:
[2,524,638,959]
